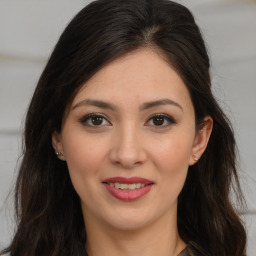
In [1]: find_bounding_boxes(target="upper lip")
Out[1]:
[102,176,154,185]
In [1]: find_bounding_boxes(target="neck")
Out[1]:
[84,210,186,256]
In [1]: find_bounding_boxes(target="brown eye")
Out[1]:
[147,114,176,128]
[152,116,165,126]
[80,114,110,127]
[91,115,104,125]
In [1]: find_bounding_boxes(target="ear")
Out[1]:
[52,131,65,161]
[189,116,213,166]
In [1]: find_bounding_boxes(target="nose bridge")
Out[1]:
[109,121,146,169]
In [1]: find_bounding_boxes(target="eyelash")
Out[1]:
[146,113,177,128]
[79,113,177,129]
[79,113,110,128]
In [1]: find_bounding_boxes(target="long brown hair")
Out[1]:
[1,0,246,255]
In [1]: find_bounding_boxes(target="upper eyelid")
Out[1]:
[80,113,175,127]
[81,112,172,120]
[147,113,172,119]
[80,113,111,123]
[82,113,109,119]
[146,113,176,121]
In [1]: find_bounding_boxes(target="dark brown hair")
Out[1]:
[1,0,246,255]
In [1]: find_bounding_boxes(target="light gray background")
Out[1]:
[0,0,255,254]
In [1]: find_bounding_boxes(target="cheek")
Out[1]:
[62,130,107,173]
[62,136,107,207]
[61,131,109,201]
[151,131,193,169]
[150,133,193,196]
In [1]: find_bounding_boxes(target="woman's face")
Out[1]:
[53,48,211,231]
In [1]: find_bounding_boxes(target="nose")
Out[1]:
[109,125,147,169]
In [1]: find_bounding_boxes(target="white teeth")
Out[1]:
[135,183,141,189]
[108,182,146,190]
[129,183,136,190]
[120,183,128,189]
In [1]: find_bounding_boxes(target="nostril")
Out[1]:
[108,143,147,169]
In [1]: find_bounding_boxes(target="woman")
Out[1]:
[0,0,247,255]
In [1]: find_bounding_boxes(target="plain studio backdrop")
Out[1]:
[0,0,255,255]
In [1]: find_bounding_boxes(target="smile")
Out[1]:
[102,177,154,201]
[107,182,146,190]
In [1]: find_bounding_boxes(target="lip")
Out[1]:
[102,176,153,185]
[102,176,154,201]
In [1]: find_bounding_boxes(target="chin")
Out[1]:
[108,218,149,231]
[103,208,158,231]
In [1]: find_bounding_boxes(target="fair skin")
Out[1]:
[53,48,212,256]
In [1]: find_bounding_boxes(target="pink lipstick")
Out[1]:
[102,177,154,201]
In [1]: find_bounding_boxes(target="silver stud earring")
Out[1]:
[55,152,63,157]
[193,155,199,161]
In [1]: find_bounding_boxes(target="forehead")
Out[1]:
[71,48,192,111]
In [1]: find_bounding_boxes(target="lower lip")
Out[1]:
[103,183,153,201]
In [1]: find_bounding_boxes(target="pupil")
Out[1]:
[92,116,103,125]
[153,116,164,126]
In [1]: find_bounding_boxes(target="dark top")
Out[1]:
[178,242,210,256]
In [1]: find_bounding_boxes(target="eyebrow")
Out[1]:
[72,99,116,111]
[140,99,183,111]
[72,98,183,112]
